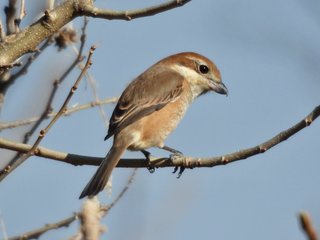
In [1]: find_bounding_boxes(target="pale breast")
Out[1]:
[127,90,192,150]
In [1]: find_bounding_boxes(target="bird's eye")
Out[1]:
[199,64,209,74]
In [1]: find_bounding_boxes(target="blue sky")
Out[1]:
[0,0,320,239]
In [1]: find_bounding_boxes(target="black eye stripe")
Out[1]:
[199,64,209,74]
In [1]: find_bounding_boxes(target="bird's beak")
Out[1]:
[209,80,228,96]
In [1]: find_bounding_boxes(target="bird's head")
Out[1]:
[162,52,228,98]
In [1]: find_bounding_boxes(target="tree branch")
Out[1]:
[0,46,96,182]
[0,0,77,71]
[0,97,118,130]
[1,105,319,169]
[8,169,137,240]
[8,215,77,240]
[4,0,18,35]
[299,211,318,240]
[79,0,191,21]
[0,0,191,72]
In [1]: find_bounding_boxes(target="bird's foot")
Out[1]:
[169,152,185,179]
[141,150,155,174]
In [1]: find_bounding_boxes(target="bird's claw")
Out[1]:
[141,150,156,174]
[172,166,185,178]
[147,166,155,174]
[170,153,185,178]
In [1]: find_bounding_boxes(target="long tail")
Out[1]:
[79,145,126,199]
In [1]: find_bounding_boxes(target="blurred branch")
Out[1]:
[86,71,109,129]
[0,97,118,130]
[8,170,137,240]
[101,169,137,213]
[299,211,318,240]
[1,105,319,169]
[78,197,105,240]
[0,46,96,182]
[6,38,52,87]
[1,17,89,171]
[0,0,191,71]
[0,39,51,112]
[16,17,88,138]
[8,215,77,240]
[0,19,5,42]
[15,0,26,30]
[4,0,18,35]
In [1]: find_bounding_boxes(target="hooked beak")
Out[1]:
[209,80,228,96]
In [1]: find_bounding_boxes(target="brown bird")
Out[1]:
[79,52,228,199]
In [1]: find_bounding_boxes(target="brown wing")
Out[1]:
[105,68,184,140]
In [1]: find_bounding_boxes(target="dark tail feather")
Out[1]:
[79,145,126,199]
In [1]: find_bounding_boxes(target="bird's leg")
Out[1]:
[161,145,182,155]
[141,150,155,173]
[160,145,185,178]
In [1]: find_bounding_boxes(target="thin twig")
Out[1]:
[101,169,137,213]
[299,211,318,240]
[0,39,51,114]
[0,0,191,68]
[0,97,118,130]
[80,0,191,21]
[8,18,85,140]
[4,0,18,35]
[0,46,96,182]
[1,105,319,169]
[0,19,5,42]
[8,215,77,240]
[8,169,136,240]
[86,72,109,129]
[0,211,8,240]
[0,17,89,178]
[56,17,88,85]
[32,46,94,149]
[0,61,22,70]
[6,78,59,166]
[14,0,26,31]
[1,38,52,93]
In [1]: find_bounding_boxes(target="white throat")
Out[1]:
[170,64,206,99]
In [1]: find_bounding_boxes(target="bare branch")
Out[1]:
[8,170,136,240]
[0,19,5,42]
[0,46,96,182]
[0,61,22,70]
[4,0,18,35]
[55,17,88,84]
[8,215,77,240]
[0,0,191,70]
[0,97,117,130]
[0,0,77,71]
[79,197,105,240]
[299,211,318,240]
[85,71,109,129]
[1,105,319,170]
[79,0,191,21]
[15,0,26,30]
[11,17,88,139]
[101,169,137,213]
[6,39,51,84]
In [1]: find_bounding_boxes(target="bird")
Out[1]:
[79,52,228,199]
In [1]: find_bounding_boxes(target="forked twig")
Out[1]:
[0,97,118,130]
[8,169,136,240]
[0,46,96,182]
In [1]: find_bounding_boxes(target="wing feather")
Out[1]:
[105,68,184,140]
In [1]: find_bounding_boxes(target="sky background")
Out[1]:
[0,0,320,239]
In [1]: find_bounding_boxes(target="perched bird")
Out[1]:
[79,52,228,199]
